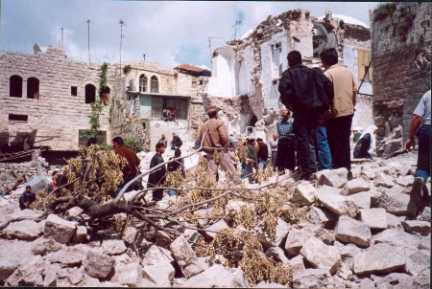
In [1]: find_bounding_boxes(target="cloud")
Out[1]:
[1,1,378,67]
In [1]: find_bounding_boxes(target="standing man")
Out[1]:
[279,50,332,179]
[405,89,431,219]
[320,48,356,177]
[148,142,167,201]
[171,132,183,151]
[275,109,296,173]
[269,134,279,171]
[198,105,239,183]
[256,138,269,171]
[112,136,141,196]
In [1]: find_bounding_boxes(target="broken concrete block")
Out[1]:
[225,199,255,214]
[292,268,330,289]
[47,246,86,267]
[142,245,174,266]
[316,185,358,217]
[73,225,89,243]
[170,235,197,267]
[307,206,330,225]
[395,175,414,187]
[44,214,77,244]
[379,192,410,216]
[273,218,290,246]
[374,173,394,188]
[113,262,143,287]
[336,215,371,247]
[142,262,175,287]
[405,250,430,276]
[205,219,230,238]
[66,206,84,218]
[300,236,341,274]
[122,226,138,244]
[402,220,431,236]
[287,255,306,276]
[347,191,371,209]
[342,178,370,195]
[293,181,316,205]
[5,256,45,286]
[0,239,33,280]
[316,168,348,188]
[284,228,313,257]
[360,208,387,230]
[353,243,406,275]
[102,239,127,255]
[183,257,209,278]
[84,250,114,280]
[386,213,404,229]
[372,228,420,249]
[180,264,248,288]
[3,219,42,241]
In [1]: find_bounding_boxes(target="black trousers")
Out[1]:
[293,117,318,177]
[417,124,431,176]
[276,137,296,171]
[327,114,353,171]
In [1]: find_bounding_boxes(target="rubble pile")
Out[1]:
[0,150,430,288]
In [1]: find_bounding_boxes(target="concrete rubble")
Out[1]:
[0,151,430,288]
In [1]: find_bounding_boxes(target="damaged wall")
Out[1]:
[371,2,432,155]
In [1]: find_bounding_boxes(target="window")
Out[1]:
[150,75,159,93]
[271,42,282,80]
[27,77,39,98]
[139,74,148,92]
[9,75,23,97]
[71,86,78,96]
[85,84,96,104]
[8,114,28,122]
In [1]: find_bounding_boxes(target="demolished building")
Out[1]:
[371,2,431,156]
[207,10,373,136]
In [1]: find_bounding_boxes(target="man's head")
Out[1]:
[161,134,166,139]
[257,138,263,144]
[287,50,302,67]
[207,105,219,119]
[320,48,338,68]
[281,109,290,119]
[25,185,32,192]
[112,136,124,150]
[155,142,166,154]
[172,132,176,137]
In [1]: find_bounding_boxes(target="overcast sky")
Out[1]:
[0,0,379,68]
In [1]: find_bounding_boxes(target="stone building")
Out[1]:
[111,62,210,149]
[0,47,119,152]
[0,46,210,153]
[207,9,373,134]
[371,2,431,156]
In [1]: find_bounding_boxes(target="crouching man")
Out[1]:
[19,185,36,210]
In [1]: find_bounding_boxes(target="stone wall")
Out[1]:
[0,48,120,151]
[371,2,432,155]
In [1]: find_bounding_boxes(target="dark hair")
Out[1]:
[100,86,110,95]
[26,185,31,190]
[320,48,338,66]
[257,138,263,142]
[156,142,166,150]
[208,110,218,118]
[87,137,97,146]
[112,136,124,145]
[287,50,302,67]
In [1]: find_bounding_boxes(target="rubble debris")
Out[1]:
[335,215,372,247]
[353,243,406,275]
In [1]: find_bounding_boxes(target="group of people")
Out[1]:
[277,48,356,180]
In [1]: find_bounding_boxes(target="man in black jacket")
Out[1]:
[148,142,167,201]
[278,50,333,180]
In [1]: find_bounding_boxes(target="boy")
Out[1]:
[19,185,36,210]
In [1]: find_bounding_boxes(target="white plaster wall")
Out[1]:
[207,47,236,98]
[149,119,190,148]
[238,46,255,97]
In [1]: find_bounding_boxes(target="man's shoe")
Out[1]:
[406,177,424,220]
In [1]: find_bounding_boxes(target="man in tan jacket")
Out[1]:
[198,105,239,182]
[320,48,356,177]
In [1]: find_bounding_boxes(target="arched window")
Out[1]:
[139,74,147,92]
[150,75,159,93]
[85,84,96,104]
[10,75,23,97]
[27,77,40,98]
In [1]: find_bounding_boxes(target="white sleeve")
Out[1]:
[413,94,426,118]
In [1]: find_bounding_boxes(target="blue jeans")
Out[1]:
[258,160,268,171]
[316,126,332,170]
